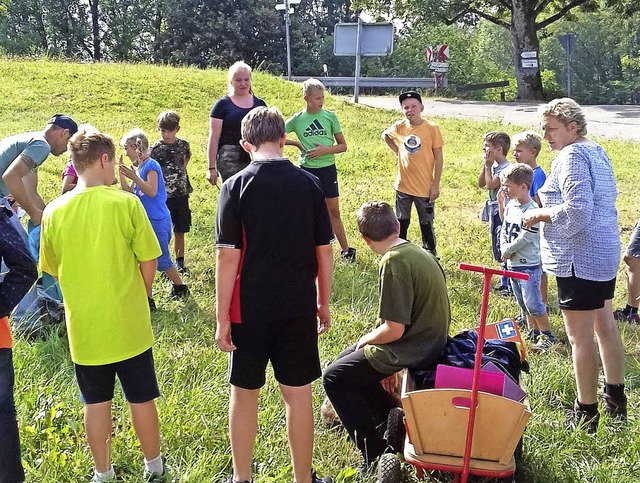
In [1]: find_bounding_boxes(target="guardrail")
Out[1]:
[290,76,447,89]
[288,77,510,101]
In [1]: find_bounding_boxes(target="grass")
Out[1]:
[3,57,640,482]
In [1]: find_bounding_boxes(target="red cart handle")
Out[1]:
[456,263,528,483]
[459,263,529,280]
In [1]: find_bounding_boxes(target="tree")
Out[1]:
[352,0,611,100]
[0,0,91,58]
[289,0,359,76]
[151,0,285,70]
[540,9,640,103]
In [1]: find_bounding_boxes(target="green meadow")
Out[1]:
[2,58,640,482]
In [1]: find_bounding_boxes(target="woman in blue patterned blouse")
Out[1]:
[523,98,626,432]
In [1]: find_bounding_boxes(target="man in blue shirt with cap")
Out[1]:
[1,114,78,227]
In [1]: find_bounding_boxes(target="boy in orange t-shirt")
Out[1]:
[0,204,38,483]
[383,91,444,256]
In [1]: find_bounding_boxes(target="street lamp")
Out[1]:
[275,0,301,80]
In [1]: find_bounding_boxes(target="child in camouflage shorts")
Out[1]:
[151,111,192,273]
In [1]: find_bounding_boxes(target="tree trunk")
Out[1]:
[90,0,100,61]
[152,2,163,59]
[34,1,48,51]
[510,0,544,100]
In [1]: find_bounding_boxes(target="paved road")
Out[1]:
[357,97,640,141]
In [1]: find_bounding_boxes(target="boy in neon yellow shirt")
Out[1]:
[39,126,173,482]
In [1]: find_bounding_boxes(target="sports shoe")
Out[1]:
[311,469,334,483]
[564,400,599,433]
[532,334,557,352]
[515,313,526,329]
[601,393,628,420]
[176,265,189,275]
[90,472,116,482]
[493,284,513,297]
[148,296,157,312]
[341,247,357,262]
[224,476,251,483]
[421,244,437,257]
[613,308,639,323]
[143,460,174,482]
[169,283,189,299]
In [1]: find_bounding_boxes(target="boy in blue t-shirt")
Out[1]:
[285,78,356,262]
[150,111,192,274]
[512,130,549,309]
[119,129,187,307]
[512,131,546,206]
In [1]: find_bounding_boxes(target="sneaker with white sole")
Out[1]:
[613,308,639,323]
[532,334,557,352]
[91,473,116,483]
[143,460,174,482]
[341,247,357,263]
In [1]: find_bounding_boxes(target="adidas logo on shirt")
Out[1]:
[303,120,327,137]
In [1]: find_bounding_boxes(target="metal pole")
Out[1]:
[566,50,571,97]
[354,16,362,103]
[285,0,291,80]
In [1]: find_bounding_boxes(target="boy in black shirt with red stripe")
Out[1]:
[215,106,334,483]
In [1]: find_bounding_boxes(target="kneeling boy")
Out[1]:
[40,127,172,482]
[323,201,450,470]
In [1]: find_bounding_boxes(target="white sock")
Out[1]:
[94,465,115,481]
[144,453,164,475]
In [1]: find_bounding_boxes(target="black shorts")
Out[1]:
[303,165,339,199]
[166,195,191,233]
[228,314,321,389]
[556,274,616,311]
[74,348,160,404]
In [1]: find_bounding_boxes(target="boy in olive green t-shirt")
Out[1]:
[285,78,356,262]
[40,127,173,482]
[323,201,450,470]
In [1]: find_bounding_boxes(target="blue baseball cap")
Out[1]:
[48,114,78,134]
